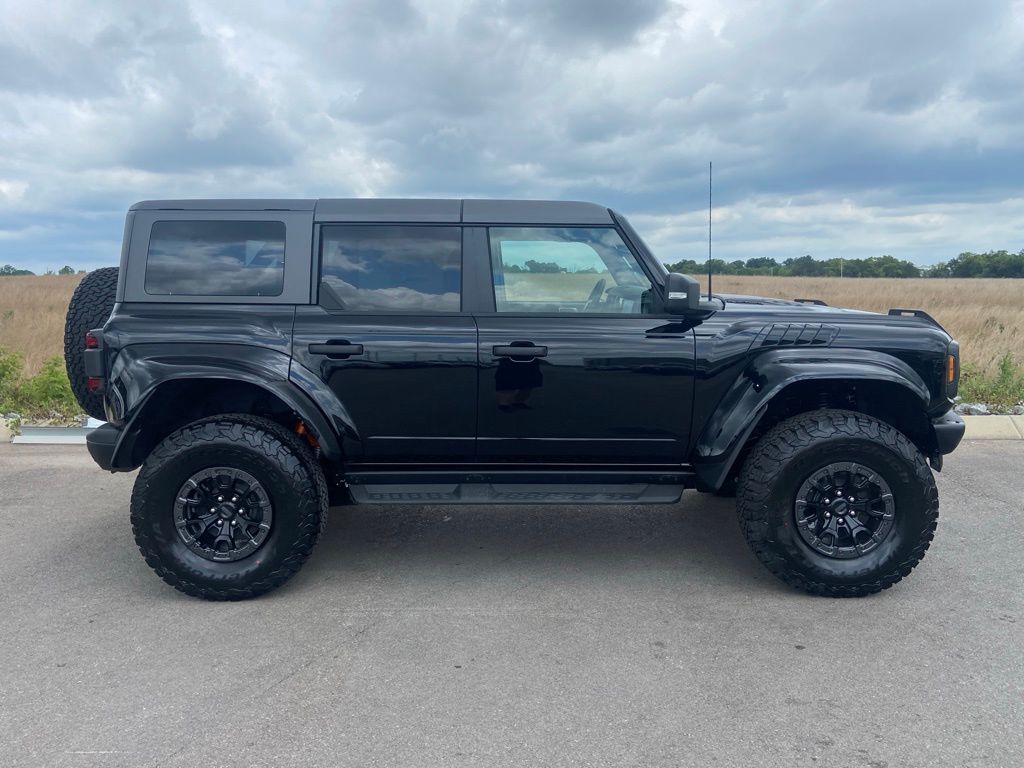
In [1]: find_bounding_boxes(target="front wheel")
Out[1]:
[131,415,328,600]
[736,409,938,597]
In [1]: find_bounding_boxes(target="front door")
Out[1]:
[291,224,477,463]
[475,226,695,464]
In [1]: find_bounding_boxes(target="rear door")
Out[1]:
[474,225,695,464]
[291,224,478,463]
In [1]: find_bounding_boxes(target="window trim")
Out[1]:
[314,222,467,315]
[481,224,661,317]
[122,210,312,305]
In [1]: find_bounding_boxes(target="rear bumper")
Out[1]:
[86,423,120,471]
[932,410,965,455]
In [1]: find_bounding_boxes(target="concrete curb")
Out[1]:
[963,415,1024,439]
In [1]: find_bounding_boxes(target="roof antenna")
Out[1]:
[707,161,713,301]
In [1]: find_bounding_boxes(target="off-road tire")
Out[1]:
[63,266,119,419]
[131,414,328,600]
[736,409,938,597]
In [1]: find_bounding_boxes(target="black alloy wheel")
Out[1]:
[173,467,274,562]
[793,461,896,559]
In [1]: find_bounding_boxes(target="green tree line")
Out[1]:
[0,265,78,276]
[665,250,1024,278]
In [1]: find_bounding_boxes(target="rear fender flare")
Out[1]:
[109,344,349,467]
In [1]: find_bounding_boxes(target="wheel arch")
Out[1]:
[692,349,936,491]
[110,374,343,471]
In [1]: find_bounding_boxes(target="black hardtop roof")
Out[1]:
[129,198,615,225]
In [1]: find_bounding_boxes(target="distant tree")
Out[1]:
[0,264,35,276]
[58,265,75,275]
[946,249,1024,277]
[524,259,565,274]
[924,261,950,278]
[780,255,828,276]
[664,259,703,274]
[744,257,779,274]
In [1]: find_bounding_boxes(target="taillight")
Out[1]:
[83,330,104,393]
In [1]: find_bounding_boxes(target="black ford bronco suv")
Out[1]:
[64,198,964,600]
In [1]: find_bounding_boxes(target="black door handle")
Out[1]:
[309,342,364,358]
[493,344,548,359]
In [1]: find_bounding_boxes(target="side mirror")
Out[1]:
[664,272,701,313]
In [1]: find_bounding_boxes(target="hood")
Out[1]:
[715,293,875,315]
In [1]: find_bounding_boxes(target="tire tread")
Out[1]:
[63,267,119,419]
[736,408,938,597]
[130,414,328,601]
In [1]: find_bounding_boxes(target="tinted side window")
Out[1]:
[145,220,285,296]
[320,226,461,312]
[489,227,653,314]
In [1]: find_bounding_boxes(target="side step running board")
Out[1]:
[348,483,684,505]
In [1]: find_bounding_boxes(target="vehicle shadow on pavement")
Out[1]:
[291,493,780,596]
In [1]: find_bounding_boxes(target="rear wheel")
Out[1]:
[131,415,328,600]
[63,266,118,419]
[736,409,938,597]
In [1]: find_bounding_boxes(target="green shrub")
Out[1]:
[959,353,1024,407]
[0,347,81,420]
[0,348,23,414]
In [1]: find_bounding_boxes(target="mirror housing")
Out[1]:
[663,272,701,313]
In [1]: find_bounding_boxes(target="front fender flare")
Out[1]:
[692,348,932,491]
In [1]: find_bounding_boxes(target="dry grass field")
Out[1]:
[0,273,1022,377]
[0,274,83,376]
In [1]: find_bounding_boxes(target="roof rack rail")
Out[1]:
[793,298,828,306]
[888,308,946,333]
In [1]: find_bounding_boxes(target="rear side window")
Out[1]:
[320,225,461,312]
[145,220,286,296]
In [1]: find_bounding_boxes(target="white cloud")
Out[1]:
[0,0,1022,271]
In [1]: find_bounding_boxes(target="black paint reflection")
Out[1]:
[495,356,543,412]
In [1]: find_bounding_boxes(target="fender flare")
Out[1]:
[692,348,932,491]
[107,344,350,468]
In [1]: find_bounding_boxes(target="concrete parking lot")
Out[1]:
[0,441,1021,768]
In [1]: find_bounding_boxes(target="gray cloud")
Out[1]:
[0,0,1022,272]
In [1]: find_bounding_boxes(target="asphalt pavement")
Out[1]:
[0,441,1021,768]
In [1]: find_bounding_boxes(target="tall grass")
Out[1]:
[0,274,82,376]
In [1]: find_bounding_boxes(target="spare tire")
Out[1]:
[63,267,119,420]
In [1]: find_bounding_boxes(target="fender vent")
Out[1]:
[755,323,838,348]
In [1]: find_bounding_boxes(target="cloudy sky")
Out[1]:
[1,0,1023,272]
